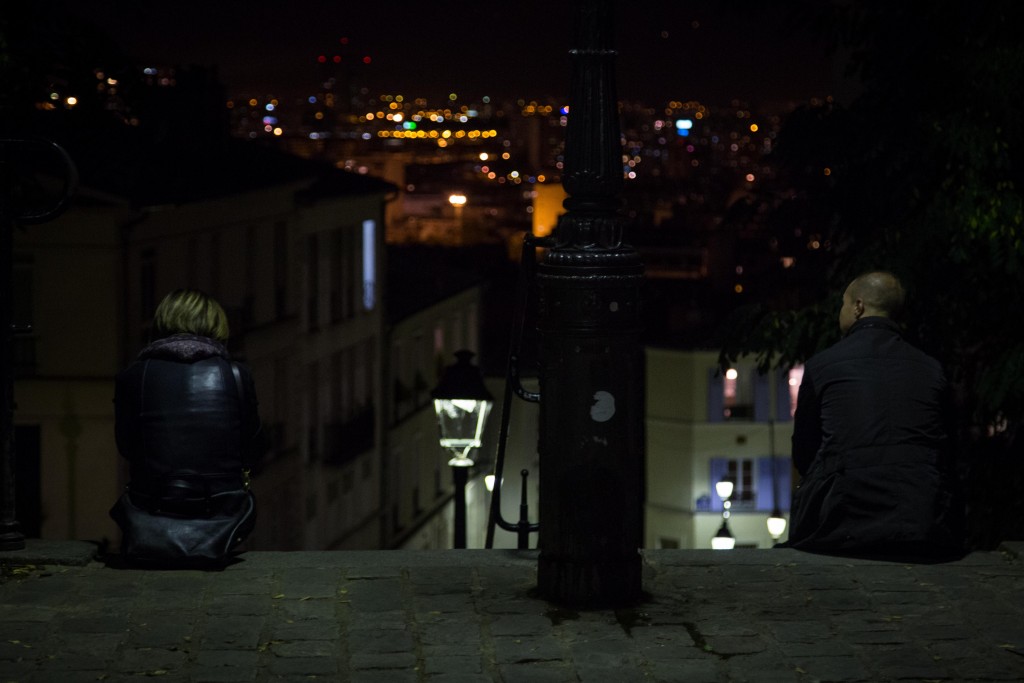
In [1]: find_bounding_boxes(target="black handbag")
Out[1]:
[110,488,256,568]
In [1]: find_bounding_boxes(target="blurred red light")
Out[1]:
[362,56,371,64]
[333,55,341,63]
[317,55,326,63]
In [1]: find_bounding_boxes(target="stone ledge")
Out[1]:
[1,540,1021,569]
[0,539,99,566]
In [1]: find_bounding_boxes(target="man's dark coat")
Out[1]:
[783,317,966,559]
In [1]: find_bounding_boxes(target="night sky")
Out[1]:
[50,0,836,106]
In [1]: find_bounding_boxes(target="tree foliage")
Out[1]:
[717,0,1024,547]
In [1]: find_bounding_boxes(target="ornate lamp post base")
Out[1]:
[535,247,645,608]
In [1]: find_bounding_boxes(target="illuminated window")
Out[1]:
[721,367,754,420]
[710,365,798,423]
[362,219,376,311]
[787,366,805,418]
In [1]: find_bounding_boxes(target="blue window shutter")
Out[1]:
[707,368,724,423]
[753,373,770,422]
[777,458,792,510]
[755,457,794,511]
[756,457,774,510]
[777,370,794,422]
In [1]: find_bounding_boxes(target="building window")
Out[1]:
[708,458,757,507]
[708,367,754,422]
[209,233,221,297]
[330,351,344,420]
[243,225,257,326]
[362,219,376,311]
[709,456,791,512]
[786,365,805,419]
[329,229,344,323]
[307,234,320,330]
[274,221,288,320]
[140,248,157,321]
[307,361,320,461]
[13,256,35,377]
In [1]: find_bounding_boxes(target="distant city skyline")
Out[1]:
[52,0,838,107]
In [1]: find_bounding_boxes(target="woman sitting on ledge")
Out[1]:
[110,289,264,567]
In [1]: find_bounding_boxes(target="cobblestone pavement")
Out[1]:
[1,541,1023,682]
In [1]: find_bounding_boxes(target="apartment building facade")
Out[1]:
[12,157,396,551]
[645,347,801,550]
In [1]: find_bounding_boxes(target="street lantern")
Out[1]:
[432,350,493,467]
[767,509,787,541]
[711,520,736,550]
[432,350,493,548]
[715,478,735,503]
[712,476,736,549]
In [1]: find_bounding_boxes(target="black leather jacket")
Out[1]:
[114,334,263,505]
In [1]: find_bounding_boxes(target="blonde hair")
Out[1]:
[152,289,230,342]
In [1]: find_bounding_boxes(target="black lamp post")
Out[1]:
[766,421,787,543]
[712,478,736,549]
[431,350,493,549]
[534,0,645,607]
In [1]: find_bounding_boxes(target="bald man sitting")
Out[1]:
[781,271,967,560]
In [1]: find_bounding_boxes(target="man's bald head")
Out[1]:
[839,271,905,333]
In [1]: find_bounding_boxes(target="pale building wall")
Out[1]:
[645,347,796,551]
[13,203,127,544]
